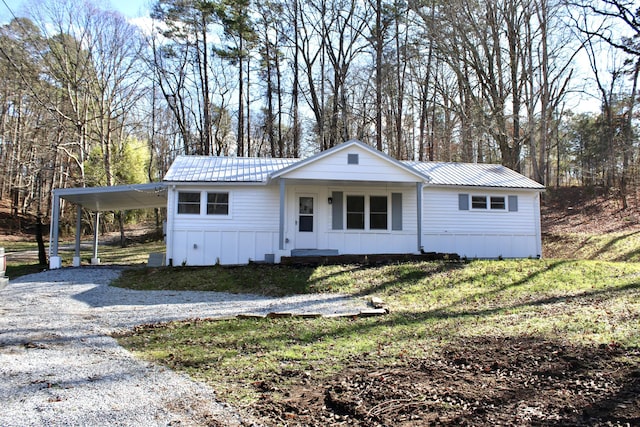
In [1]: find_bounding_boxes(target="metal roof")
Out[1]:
[54,183,167,211]
[404,161,545,189]
[164,156,298,183]
[163,149,543,190]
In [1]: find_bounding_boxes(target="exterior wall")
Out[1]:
[281,145,420,182]
[166,182,542,265]
[166,182,419,265]
[283,183,418,255]
[167,185,280,266]
[422,187,542,258]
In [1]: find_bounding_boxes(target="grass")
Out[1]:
[543,231,640,261]
[0,238,165,279]
[112,264,322,296]
[116,259,640,404]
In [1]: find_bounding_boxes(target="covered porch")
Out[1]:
[49,183,168,269]
[274,177,425,258]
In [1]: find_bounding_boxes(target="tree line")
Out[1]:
[0,0,638,225]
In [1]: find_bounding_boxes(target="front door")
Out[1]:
[295,194,317,249]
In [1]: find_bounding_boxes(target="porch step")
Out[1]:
[290,249,339,257]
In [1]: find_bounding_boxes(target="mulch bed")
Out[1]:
[249,336,639,426]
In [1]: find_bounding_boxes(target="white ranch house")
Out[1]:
[163,140,544,266]
[48,140,544,268]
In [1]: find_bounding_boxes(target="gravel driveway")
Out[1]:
[0,267,364,426]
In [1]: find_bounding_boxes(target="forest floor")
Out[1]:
[2,187,640,426]
[541,186,640,234]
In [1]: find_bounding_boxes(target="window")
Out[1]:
[370,196,388,230]
[347,153,359,164]
[464,194,510,211]
[177,192,200,214]
[207,192,229,215]
[490,196,506,210]
[299,196,314,232]
[471,195,487,209]
[346,195,365,229]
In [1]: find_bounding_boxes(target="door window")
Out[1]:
[299,197,314,232]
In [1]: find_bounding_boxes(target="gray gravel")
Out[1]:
[0,267,364,426]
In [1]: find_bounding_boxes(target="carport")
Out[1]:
[49,183,168,269]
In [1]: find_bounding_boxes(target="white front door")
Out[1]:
[295,194,317,249]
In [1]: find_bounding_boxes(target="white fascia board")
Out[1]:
[423,183,546,192]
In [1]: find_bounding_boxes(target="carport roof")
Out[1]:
[54,183,167,211]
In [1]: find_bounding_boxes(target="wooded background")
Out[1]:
[0,0,638,227]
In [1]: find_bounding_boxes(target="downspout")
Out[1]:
[417,182,423,252]
[166,186,174,266]
[534,192,542,258]
[279,179,285,250]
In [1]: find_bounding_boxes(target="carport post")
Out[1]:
[49,192,62,269]
[91,212,100,265]
[73,205,82,267]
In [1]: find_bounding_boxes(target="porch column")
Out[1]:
[279,179,286,250]
[91,212,100,265]
[49,192,62,269]
[416,182,423,252]
[73,205,82,267]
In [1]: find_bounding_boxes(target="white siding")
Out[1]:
[167,182,421,265]
[168,185,280,265]
[282,184,418,255]
[281,145,420,182]
[422,188,541,258]
[166,183,541,265]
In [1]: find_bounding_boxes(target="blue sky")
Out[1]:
[0,0,150,22]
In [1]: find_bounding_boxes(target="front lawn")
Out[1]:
[116,259,640,426]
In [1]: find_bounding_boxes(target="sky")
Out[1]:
[0,0,614,115]
[0,0,150,22]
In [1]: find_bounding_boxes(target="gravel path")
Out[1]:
[0,268,364,426]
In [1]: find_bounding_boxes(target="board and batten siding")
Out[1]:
[168,185,280,265]
[422,187,542,258]
[280,145,420,183]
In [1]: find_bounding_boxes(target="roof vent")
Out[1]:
[347,153,359,165]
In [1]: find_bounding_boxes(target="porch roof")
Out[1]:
[53,183,168,211]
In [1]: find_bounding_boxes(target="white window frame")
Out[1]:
[343,192,390,231]
[471,195,488,210]
[369,195,389,230]
[346,194,365,230]
[206,191,230,216]
[490,195,506,211]
[176,190,232,217]
[177,191,201,215]
[469,194,508,211]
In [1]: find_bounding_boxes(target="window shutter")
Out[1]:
[332,191,343,229]
[392,193,403,230]
[508,195,518,212]
[458,194,469,210]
